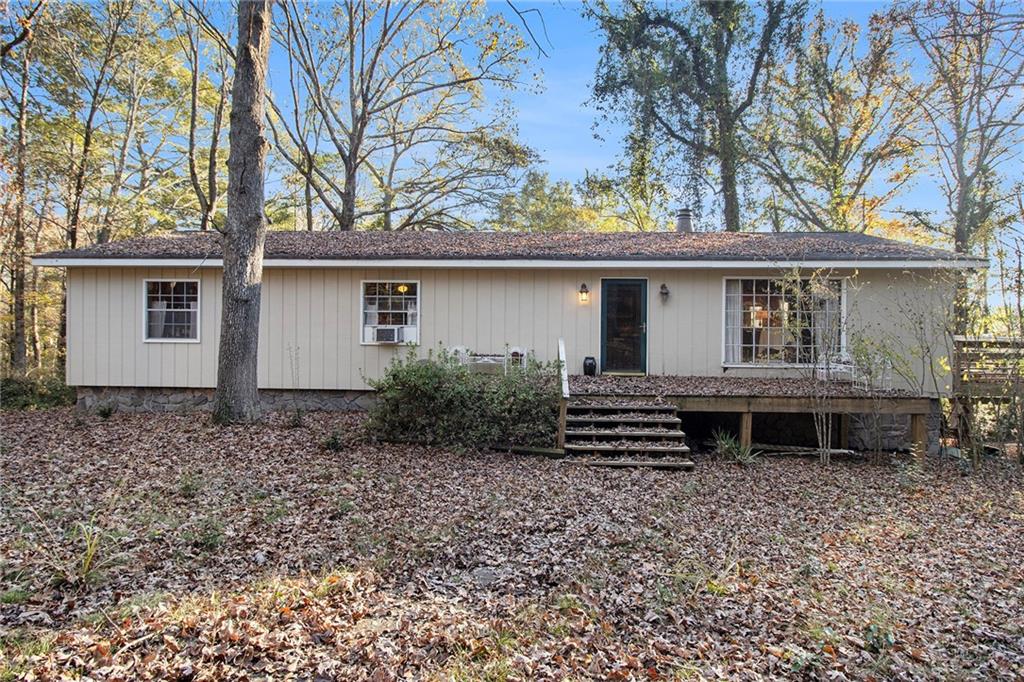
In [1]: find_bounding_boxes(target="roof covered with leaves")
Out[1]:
[35,230,980,264]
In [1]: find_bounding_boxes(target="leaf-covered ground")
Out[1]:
[1,409,1022,680]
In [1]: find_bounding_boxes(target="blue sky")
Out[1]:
[255,0,972,226]
[490,1,619,181]
[489,1,886,185]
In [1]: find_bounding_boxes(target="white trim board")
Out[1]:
[32,257,986,270]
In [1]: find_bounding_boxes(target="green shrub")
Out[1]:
[862,619,897,653]
[712,428,760,466]
[0,375,76,410]
[367,347,560,449]
[286,408,305,429]
[178,471,202,499]
[971,401,1022,444]
[186,517,224,551]
[322,431,345,452]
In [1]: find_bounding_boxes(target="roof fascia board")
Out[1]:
[32,257,985,270]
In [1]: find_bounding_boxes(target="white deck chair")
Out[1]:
[505,346,528,371]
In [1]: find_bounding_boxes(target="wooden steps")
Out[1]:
[565,430,687,439]
[564,443,692,454]
[562,399,693,468]
[569,402,677,413]
[566,459,696,471]
[567,414,682,425]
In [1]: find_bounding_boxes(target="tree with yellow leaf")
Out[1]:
[748,11,921,234]
[268,0,533,232]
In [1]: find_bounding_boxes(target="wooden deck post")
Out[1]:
[910,413,927,463]
[739,412,753,448]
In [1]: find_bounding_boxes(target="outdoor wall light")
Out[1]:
[659,283,670,300]
[578,283,589,303]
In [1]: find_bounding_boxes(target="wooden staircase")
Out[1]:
[562,398,694,469]
[554,340,693,470]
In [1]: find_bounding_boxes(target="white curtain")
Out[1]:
[815,292,839,356]
[724,280,742,363]
[148,300,167,339]
[813,286,842,361]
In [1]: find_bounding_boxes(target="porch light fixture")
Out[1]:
[578,283,589,303]
[659,283,670,300]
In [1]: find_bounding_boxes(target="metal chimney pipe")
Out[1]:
[675,208,693,233]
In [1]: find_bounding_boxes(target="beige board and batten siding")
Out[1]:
[67,267,222,389]
[66,266,953,397]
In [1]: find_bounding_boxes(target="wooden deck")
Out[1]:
[568,375,935,456]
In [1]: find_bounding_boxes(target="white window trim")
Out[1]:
[359,279,421,346]
[143,279,201,344]
[720,276,846,368]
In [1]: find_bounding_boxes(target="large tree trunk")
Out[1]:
[718,121,741,233]
[29,189,48,370]
[29,265,40,368]
[338,155,357,231]
[710,10,741,234]
[950,188,973,448]
[381,189,395,231]
[212,0,273,425]
[10,46,30,374]
[303,168,311,228]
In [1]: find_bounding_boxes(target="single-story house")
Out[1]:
[34,230,984,451]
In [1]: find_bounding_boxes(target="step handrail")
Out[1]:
[558,338,570,399]
[557,338,569,449]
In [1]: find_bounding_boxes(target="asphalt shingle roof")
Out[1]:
[35,230,978,263]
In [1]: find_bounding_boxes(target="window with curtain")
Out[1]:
[362,281,419,344]
[724,278,842,365]
[145,280,199,341]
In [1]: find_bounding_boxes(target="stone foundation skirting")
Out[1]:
[848,398,942,454]
[76,386,375,413]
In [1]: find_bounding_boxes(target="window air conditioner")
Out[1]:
[374,327,399,344]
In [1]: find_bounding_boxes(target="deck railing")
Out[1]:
[955,335,1023,398]
[557,338,569,449]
